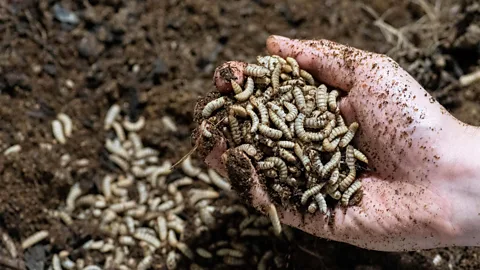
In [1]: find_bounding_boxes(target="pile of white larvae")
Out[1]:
[38,104,288,270]
[201,55,369,215]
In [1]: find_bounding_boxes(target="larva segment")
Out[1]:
[230,105,248,117]
[321,151,341,177]
[265,157,288,181]
[177,242,194,260]
[286,57,300,77]
[292,86,306,113]
[336,114,346,127]
[279,85,293,94]
[231,80,243,94]
[271,62,281,91]
[322,137,341,152]
[21,230,49,250]
[314,193,327,214]
[328,90,339,112]
[52,120,66,144]
[202,97,226,118]
[308,202,318,213]
[250,96,269,125]
[245,64,270,77]
[293,143,311,171]
[258,124,283,140]
[267,203,282,236]
[309,150,323,174]
[304,117,327,129]
[283,101,298,122]
[104,104,121,130]
[137,255,153,270]
[338,169,356,192]
[278,91,294,104]
[246,104,259,133]
[208,169,231,191]
[276,140,295,149]
[328,168,340,185]
[234,77,254,101]
[57,113,73,137]
[277,148,296,163]
[339,122,359,148]
[299,69,315,85]
[268,109,292,140]
[267,102,286,118]
[300,184,323,205]
[123,116,145,132]
[354,148,369,164]
[328,126,349,141]
[196,248,213,259]
[341,180,362,206]
[235,144,258,157]
[228,112,242,145]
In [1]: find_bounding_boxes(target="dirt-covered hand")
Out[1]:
[200,35,480,251]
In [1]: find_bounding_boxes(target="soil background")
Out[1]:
[0,0,479,269]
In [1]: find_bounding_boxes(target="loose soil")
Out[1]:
[0,0,479,269]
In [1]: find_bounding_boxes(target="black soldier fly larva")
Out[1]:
[199,55,367,220]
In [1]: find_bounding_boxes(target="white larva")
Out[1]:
[345,145,356,170]
[124,216,135,234]
[158,200,175,212]
[300,184,323,205]
[341,180,362,206]
[315,85,328,112]
[104,104,121,130]
[123,116,146,132]
[328,190,342,200]
[314,193,327,214]
[109,201,136,213]
[307,202,317,213]
[230,105,248,118]
[105,139,129,160]
[339,122,359,148]
[66,182,82,212]
[82,265,102,270]
[258,124,283,140]
[271,62,281,91]
[328,126,349,141]
[299,69,315,85]
[196,248,213,259]
[222,205,249,216]
[292,86,306,113]
[137,255,153,270]
[168,229,178,247]
[135,148,159,159]
[76,259,85,269]
[134,229,161,249]
[286,57,300,77]
[57,113,73,137]
[277,147,296,163]
[137,182,148,204]
[52,254,62,270]
[354,148,369,163]
[268,109,292,139]
[283,101,298,122]
[177,242,194,260]
[101,210,117,224]
[223,256,246,266]
[166,250,178,270]
[293,143,311,171]
[258,250,273,270]
[52,120,67,144]
[250,96,269,125]
[231,80,243,94]
[199,207,215,227]
[322,137,341,152]
[257,161,275,170]
[181,156,201,177]
[267,102,286,118]
[276,140,295,149]
[216,248,244,258]
[157,216,168,241]
[265,157,288,181]
[235,77,254,101]
[329,168,340,185]
[321,151,341,177]
[304,117,327,129]
[102,174,113,200]
[339,169,357,192]
[278,85,293,94]
[109,154,130,172]
[112,122,126,141]
[3,144,21,156]
[111,185,128,197]
[208,169,231,191]
[228,112,242,145]
[128,132,143,151]
[1,232,17,258]
[202,97,226,118]
[267,203,282,236]
[246,104,259,133]
[188,189,220,205]
[21,230,49,250]
[235,144,258,157]
[336,113,346,128]
[168,177,194,194]
[61,257,76,269]
[244,64,270,77]
[328,90,339,111]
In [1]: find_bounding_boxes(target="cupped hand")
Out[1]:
[198,35,480,251]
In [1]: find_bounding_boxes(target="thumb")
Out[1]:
[266,35,374,91]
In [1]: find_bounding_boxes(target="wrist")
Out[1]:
[440,123,480,246]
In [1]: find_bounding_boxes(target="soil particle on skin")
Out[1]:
[226,149,256,206]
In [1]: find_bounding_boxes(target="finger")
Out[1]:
[213,61,247,94]
[266,35,375,91]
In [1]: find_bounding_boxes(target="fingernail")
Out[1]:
[270,35,289,41]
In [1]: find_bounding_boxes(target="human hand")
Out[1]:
[198,35,480,251]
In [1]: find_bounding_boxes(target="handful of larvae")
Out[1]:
[201,55,368,215]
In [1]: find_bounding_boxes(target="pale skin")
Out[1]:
[200,35,480,251]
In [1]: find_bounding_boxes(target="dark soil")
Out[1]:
[0,0,479,269]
